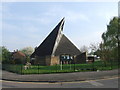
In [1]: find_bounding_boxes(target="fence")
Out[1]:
[2,60,119,75]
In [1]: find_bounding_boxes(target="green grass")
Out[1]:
[2,60,119,74]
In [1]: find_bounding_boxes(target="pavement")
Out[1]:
[2,69,119,82]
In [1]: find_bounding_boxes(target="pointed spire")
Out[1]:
[62,17,65,22]
[60,17,65,31]
[54,17,65,32]
[31,18,65,57]
[51,18,65,56]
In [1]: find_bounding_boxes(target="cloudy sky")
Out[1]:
[1,1,118,51]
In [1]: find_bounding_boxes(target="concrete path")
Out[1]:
[2,69,119,82]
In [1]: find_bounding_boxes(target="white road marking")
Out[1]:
[88,81,103,86]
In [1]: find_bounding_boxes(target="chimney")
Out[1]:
[16,49,18,52]
[14,50,16,52]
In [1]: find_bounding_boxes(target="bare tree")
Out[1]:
[89,43,99,54]
[80,45,88,53]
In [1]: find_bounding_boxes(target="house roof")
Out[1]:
[12,51,26,59]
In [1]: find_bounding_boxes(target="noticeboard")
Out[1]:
[60,54,73,61]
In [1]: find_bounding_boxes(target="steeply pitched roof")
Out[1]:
[54,34,81,56]
[31,18,81,58]
[31,18,65,57]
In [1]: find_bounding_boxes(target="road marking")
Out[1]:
[1,76,119,85]
[1,80,59,85]
[88,81,103,86]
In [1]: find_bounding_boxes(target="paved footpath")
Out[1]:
[2,69,119,82]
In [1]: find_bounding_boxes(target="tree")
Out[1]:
[20,47,34,57]
[80,45,88,53]
[101,17,119,61]
[20,47,34,62]
[2,46,11,64]
[89,43,99,55]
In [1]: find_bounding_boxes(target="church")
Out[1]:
[30,18,86,66]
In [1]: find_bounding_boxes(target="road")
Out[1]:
[1,76,119,88]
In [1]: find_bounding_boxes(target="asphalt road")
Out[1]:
[1,76,119,88]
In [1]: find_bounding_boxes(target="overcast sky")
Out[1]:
[2,2,118,51]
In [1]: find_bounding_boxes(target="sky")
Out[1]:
[1,1,118,51]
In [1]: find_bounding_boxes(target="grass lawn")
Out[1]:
[2,60,119,74]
